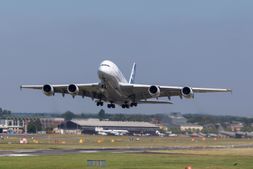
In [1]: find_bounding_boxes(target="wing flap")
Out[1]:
[139,100,173,104]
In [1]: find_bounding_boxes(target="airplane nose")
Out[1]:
[98,65,108,79]
[98,65,106,74]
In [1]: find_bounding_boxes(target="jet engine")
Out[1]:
[43,84,54,96]
[67,84,79,95]
[181,86,194,99]
[148,85,160,98]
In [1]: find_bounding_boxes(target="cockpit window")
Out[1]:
[101,64,110,67]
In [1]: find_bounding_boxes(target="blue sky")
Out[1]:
[0,1,252,116]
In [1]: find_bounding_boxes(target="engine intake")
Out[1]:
[43,84,54,96]
[148,85,160,98]
[67,84,79,95]
[181,86,194,99]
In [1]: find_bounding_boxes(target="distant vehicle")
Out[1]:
[168,133,177,137]
[165,131,177,137]
[189,133,201,138]
[97,131,108,136]
[207,133,218,138]
[21,60,231,109]
[156,130,165,137]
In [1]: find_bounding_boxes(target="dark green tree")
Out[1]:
[27,119,42,133]
[0,108,11,117]
[98,109,106,120]
[62,111,75,121]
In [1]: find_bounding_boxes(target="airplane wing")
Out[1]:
[120,83,231,101]
[20,83,105,100]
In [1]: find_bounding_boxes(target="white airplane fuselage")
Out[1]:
[98,60,130,105]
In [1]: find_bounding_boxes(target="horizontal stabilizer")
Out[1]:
[139,100,173,104]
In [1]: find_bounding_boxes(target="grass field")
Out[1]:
[0,135,253,169]
[0,134,253,150]
[0,150,252,169]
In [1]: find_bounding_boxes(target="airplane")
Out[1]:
[155,130,165,137]
[21,60,232,109]
[217,123,253,138]
[95,127,128,136]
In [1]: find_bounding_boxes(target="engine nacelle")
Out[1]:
[43,84,54,96]
[181,86,194,99]
[148,85,160,98]
[67,84,79,96]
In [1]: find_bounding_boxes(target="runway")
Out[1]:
[0,144,253,157]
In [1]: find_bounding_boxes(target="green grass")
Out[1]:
[0,152,252,169]
[0,135,253,169]
[0,135,252,150]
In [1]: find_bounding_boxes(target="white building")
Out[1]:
[59,118,159,135]
[180,124,203,132]
[0,119,25,134]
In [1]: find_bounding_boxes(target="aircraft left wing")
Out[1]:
[20,83,105,100]
[120,83,231,101]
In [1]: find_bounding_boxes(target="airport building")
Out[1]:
[228,122,244,132]
[40,118,64,130]
[58,118,159,135]
[180,124,203,132]
[0,119,25,134]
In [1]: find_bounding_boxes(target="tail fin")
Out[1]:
[129,62,136,84]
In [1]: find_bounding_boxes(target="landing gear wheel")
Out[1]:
[130,103,137,107]
[107,104,115,108]
[122,104,130,109]
[96,101,104,106]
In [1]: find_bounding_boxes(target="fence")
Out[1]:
[87,160,107,167]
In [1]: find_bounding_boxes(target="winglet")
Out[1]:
[227,89,232,94]
[129,62,136,84]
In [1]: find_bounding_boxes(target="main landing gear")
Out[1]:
[121,103,138,109]
[97,101,137,109]
[130,103,138,107]
[96,101,104,106]
[96,101,115,108]
[107,103,115,108]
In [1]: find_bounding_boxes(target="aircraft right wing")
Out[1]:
[119,83,232,101]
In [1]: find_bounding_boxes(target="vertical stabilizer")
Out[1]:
[129,62,136,84]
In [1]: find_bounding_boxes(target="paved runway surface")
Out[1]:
[0,144,253,157]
